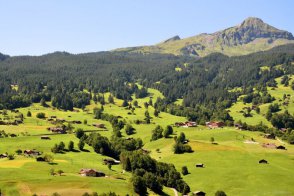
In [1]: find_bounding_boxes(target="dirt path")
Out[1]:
[277,138,285,144]
[171,188,178,196]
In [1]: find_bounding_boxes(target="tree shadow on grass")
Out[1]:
[81,149,90,152]
[48,162,58,165]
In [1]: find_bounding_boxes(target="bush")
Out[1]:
[15,149,22,155]
[44,154,54,163]
[125,124,135,135]
[75,128,85,139]
[173,142,193,154]
[36,112,45,119]
[151,125,163,141]
[27,111,32,117]
[51,142,65,153]
[215,190,227,196]
[7,154,15,160]
[182,166,188,175]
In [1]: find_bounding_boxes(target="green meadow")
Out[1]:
[228,75,294,126]
[0,86,293,196]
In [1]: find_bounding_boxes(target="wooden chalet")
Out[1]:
[47,127,66,134]
[79,169,105,177]
[264,133,276,139]
[24,149,41,156]
[0,153,8,159]
[206,121,225,129]
[92,123,106,128]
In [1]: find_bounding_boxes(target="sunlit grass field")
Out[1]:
[0,86,293,196]
[228,75,294,126]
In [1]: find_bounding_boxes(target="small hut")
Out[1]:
[193,191,206,196]
[276,145,286,150]
[259,159,268,164]
[196,163,204,168]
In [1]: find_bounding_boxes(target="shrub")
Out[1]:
[215,190,227,196]
[27,111,32,117]
[125,124,135,135]
[182,166,188,175]
[75,128,84,139]
[36,112,45,119]
[7,154,15,160]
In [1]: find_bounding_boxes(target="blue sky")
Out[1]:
[1,0,293,56]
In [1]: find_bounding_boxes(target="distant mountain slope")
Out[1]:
[114,17,294,57]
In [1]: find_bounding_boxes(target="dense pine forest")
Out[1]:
[1,44,294,115]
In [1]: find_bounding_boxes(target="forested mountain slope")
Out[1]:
[0,44,294,123]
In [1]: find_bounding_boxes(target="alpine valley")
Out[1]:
[0,17,294,196]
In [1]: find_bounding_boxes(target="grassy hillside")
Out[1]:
[0,87,293,196]
[228,74,294,126]
[144,127,294,196]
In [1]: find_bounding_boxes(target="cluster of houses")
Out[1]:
[174,121,226,129]
[175,121,197,128]
[79,169,105,177]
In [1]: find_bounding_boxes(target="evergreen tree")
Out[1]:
[68,141,74,151]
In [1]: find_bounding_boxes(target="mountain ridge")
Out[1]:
[114,17,294,57]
